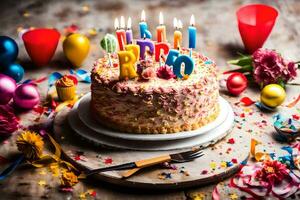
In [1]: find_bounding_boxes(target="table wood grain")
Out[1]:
[0,0,299,199]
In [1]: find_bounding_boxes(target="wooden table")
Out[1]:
[0,0,300,199]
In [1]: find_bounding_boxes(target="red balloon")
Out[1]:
[226,72,248,96]
[236,4,278,54]
[22,28,60,67]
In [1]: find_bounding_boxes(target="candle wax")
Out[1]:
[118,51,138,80]
[188,26,196,49]
[155,42,170,62]
[116,30,127,50]
[139,22,152,39]
[173,54,194,79]
[157,25,167,43]
[174,30,182,49]
[126,29,133,44]
[125,44,140,61]
[136,39,154,60]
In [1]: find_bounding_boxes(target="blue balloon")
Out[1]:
[3,63,24,82]
[0,36,18,68]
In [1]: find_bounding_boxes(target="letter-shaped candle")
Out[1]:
[173,55,194,79]
[118,51,138,80]
[155,42,170,62]
[188,15,196,49]
[126,17,133,44]
[165,49,179,66]
[173,18,183,49]
[115,17,127,50]
[156,12,167,42]
[125,44,140,60]
[136,39,154,60]
[139,10,152,39]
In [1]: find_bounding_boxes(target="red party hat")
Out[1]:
[22,28,60,67]
[236,4,278,54]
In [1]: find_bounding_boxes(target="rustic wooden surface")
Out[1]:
[0,0,300,199]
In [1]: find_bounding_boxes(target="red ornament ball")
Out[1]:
[226,72,248,96]
[13,84,40,110]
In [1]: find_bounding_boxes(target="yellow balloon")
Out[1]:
[261,84,286,107]
[63,33,90,67]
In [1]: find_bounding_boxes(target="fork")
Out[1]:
[79,148,203,179]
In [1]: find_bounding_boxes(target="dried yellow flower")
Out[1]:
[16,131,44,160]
[61,170,78,187]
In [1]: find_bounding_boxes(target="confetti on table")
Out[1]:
[104,157,113,165]
[38,180,46,187]
[158,172,172,179]
[229,193,238,200]
[239,97,255,106]
[210,162,217,170]
[227,138,235,144]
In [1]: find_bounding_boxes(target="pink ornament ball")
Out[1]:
[0,73,17,104]
[13,84,40,110]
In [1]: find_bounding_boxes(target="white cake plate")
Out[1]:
[68,100,234,151]
[77,92,229,141]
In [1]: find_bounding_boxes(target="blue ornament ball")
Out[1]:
[3,63,24,82]
[0,36,18,68]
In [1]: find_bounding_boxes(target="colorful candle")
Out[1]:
[188,15,196,49]
[115,17,127,50]
[118,51,138,80]
[136,39,154,60]
[155,42,170,62]
[173,18,183,49]
[139,10,152,39]
[125,44,140,60]
[156,12,167,42]
[165,49,179,67]
[126,17,133,44]
[173,55,194,79]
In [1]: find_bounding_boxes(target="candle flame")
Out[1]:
[120,16,125,29]
[173,18,178,29]
[141,10,146,21]
[190,15,195,26]
[159,12,164,25]
[178,20,183,29]
[127,17,132,29]
[114,18,119,30]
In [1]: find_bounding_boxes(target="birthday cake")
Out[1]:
[91,48,219,134]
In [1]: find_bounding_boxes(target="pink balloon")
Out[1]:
[0,74,17,104]
[13,84,40,110]
[237,4,278,53]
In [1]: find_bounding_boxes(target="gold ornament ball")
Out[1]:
[63,33,90,67]
[260,84,286,107]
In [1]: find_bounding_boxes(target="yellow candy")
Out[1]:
[63,33,90,67]
[260,84,286,107]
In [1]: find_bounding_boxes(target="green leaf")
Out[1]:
[228,56,252,67]
[277,78,286,89]
[100,34,117,53]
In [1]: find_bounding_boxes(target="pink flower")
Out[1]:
[231,160,299,199]
[157,65,176,80]
[141,67,156,80]
[0,105,19,137]
[252,49,297,86]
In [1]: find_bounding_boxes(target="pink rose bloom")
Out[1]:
[157,65,176,80]
[0,105,19,137]
[252,49,297,86]
[141,67,156,80]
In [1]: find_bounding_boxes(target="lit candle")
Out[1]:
[115,17,127,50]
[155,42,170,62]
[136,39,154,60]
[173,18,183,49]
[139,10,152,39]
[126,17,133,44]
[118,51,138,80]
[188,15,197,49]
[156,12,167,42]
